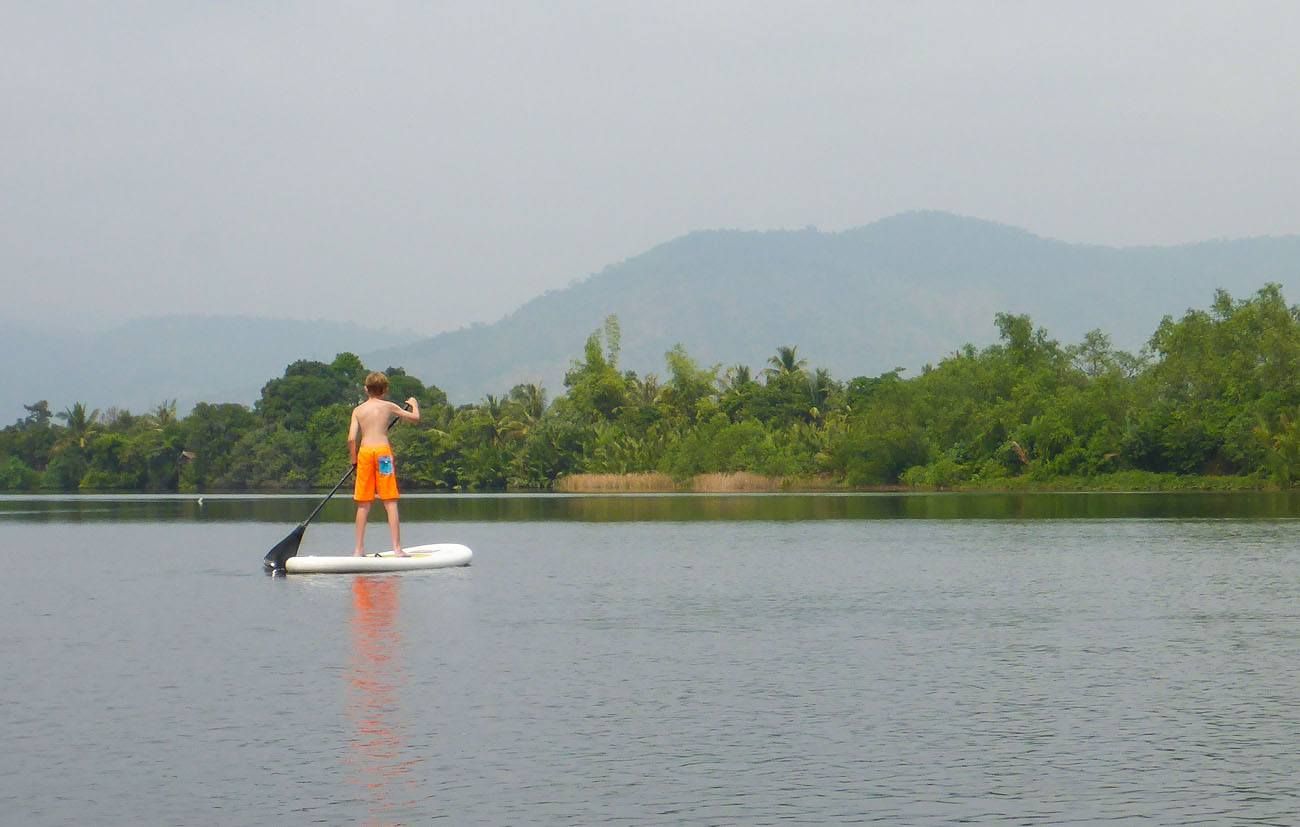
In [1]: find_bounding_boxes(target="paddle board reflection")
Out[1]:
[346,575,422,825]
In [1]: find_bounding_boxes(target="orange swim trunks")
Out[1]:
[354,444,399,501]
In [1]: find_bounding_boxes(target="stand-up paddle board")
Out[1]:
[282,543,472,574]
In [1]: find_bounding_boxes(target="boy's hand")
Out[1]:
[405,397,418,408]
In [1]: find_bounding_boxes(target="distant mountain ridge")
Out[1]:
[367,211,1300,402]
[0,315,417,422]
[8,211,1300,420]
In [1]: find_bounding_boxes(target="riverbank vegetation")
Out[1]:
[4,286,1300,493]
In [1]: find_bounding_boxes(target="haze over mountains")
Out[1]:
[0,317,416,423]
[7,211,1300,421]
[371,211,1300,401]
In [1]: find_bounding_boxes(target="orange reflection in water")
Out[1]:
[346,576,423,825]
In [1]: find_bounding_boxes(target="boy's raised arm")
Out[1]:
[396,398,420,422]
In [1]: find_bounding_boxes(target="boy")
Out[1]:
[349,371,420,556]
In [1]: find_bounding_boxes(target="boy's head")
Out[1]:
[364,371,389,398]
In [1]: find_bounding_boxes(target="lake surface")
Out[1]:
[3,493,1299,825]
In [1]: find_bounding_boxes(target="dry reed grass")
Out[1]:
[690,472,787,492]
[554,471,842,493]
[554,473,677,492]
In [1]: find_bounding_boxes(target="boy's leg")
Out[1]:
[353,502,372,555]
[382,499,406,556]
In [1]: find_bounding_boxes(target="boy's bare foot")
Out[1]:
[353,550,365,557]
[394,548,409,557]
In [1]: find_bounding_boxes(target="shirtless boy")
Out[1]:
[348,371,420,556]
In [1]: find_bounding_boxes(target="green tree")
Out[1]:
[764,345,807,379]
[306,403,353,484]
[2,401,57,475]
[1254,408,1300,486]
[659,345,718,425]
[180,403,257,490]
[149,400,178,429]
[217,425,314,490]
[256,354,365,430]
[563,325,627,422]
[718,364,758,422]
[383,366,448,408]
[507,383,548,440]
[1134,285,1300,473]
[81,431,135,490]
[806,368,838,422]
[19,400,53,428]
[0,457,39,491]
[57,402,101,450]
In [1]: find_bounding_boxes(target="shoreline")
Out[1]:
[2,471,1282,496]
[549,471,1276,495]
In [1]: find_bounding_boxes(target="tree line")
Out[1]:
[4,285,1300,493]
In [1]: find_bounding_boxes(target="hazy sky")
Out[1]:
[4,2,1299,335]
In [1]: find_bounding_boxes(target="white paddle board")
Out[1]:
[284,543,472,574]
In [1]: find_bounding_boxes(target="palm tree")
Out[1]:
[151,400,178,429]
[720,364,753,393]
[764,346,807,380]
[57,402,101,449]
[480,394,524,446]
[508,383,548,425]
[806,368,835,421]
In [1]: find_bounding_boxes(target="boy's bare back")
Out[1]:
[350,398,405,446]
[348,396,420,455]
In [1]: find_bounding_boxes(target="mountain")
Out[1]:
[367,211,1300,402]
[9,211,1300,421]
[0,316,417,422]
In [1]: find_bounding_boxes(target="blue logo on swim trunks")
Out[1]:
[378,455,394,476]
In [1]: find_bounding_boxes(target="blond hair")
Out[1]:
[364,371,389,397]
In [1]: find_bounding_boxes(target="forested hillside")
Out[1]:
[10,212,1300,421]
[5,286,1300,493]
[369,211,1300,402]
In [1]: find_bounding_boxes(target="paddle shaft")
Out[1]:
[299,464,356,528]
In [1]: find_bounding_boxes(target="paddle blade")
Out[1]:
[263,523,306,571]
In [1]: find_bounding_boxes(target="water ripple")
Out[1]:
[3,517,1299,824]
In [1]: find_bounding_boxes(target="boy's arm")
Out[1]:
[393,398,420,423]
[347,410,360,465]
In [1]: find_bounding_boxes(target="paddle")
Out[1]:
[263,402,411,572]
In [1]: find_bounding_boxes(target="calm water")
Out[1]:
[3,493,1299,825]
